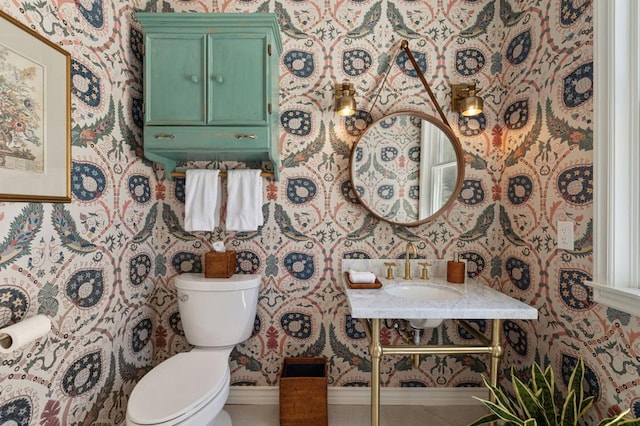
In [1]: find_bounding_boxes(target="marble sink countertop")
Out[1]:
[342,259,538,320]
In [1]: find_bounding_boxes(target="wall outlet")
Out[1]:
[557,221,574,250]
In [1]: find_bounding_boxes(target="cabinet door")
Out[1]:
[208,34,268,125]
[145,34,206,125]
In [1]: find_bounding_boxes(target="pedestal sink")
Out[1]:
[383,284,462,302]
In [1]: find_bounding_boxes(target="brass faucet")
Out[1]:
[404,242,418,279]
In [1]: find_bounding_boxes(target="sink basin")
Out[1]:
[383,284,462,329]
[384,284,461,302]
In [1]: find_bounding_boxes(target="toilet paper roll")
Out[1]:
[0,315,51,353]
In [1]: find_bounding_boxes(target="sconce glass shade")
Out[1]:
[451,83,483,117]
[336,96,356,116]
[459,94,483,116]
[335,81,356,116]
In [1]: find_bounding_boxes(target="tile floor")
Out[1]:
[224,404,488,425]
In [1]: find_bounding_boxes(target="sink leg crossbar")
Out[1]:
[360,318,503,426]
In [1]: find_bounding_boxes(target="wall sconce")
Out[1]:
[335,81,356,116]
[367,40,482,126]
[451,83,483,116]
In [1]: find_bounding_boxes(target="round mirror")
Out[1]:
[349,111,465,227]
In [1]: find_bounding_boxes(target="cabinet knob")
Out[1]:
[190,75,199,83]
[213,75,224,84]
[154,133,176,139]
[235,134,257,140]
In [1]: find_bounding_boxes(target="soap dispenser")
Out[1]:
[447,253,465,284]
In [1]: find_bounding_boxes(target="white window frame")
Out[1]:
[585,0,640,316]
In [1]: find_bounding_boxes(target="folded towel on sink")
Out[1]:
[348,270,377,284]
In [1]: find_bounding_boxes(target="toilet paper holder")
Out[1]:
[0,332,12,348]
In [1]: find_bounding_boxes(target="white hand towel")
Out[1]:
[225,169,264,231]
[348,270,377,284]
[184,169,221,232]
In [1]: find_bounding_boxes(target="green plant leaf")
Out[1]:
[597,409,630,426]
[524,419,539,426]
[531,363,557,426]
[567,358,597,423]
[479,375,523,416]
[567,358,585,408]
[597,409,640,426]
[512,373,544,421]
[532,362,549,393]
[560,389,577,426]
[544,364,555,389]
[578,396,595,418]
[482,399,526,425]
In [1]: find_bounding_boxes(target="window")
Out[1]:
[586,0,640,316]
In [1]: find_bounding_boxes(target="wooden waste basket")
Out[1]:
[279,357,328,426]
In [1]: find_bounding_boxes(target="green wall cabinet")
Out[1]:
[137,13,282,180]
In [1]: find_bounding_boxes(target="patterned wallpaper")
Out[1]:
[0,0,638,424]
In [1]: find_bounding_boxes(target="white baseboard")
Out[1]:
[227,386,485,406]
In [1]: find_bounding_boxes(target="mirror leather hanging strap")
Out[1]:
[367,39,451,129]
[400,40,450,128]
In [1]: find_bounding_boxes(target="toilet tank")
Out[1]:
[174,273,261,347]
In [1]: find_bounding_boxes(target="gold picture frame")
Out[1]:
[0,10,71,202]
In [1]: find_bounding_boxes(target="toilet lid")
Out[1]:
[127,351,229,425]
[175,273,261,291]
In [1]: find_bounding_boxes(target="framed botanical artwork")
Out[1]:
[0,10,71,202]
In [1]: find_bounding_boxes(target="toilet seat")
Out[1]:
[127,351,229,425]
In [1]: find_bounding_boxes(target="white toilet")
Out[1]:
[126,273,261,426]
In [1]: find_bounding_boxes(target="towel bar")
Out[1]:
[170,170,274,179]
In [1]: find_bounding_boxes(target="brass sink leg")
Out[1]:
[369,319,382,426]
[359,317,505,426]
[489,318,503,401]
[412,354,421,369]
